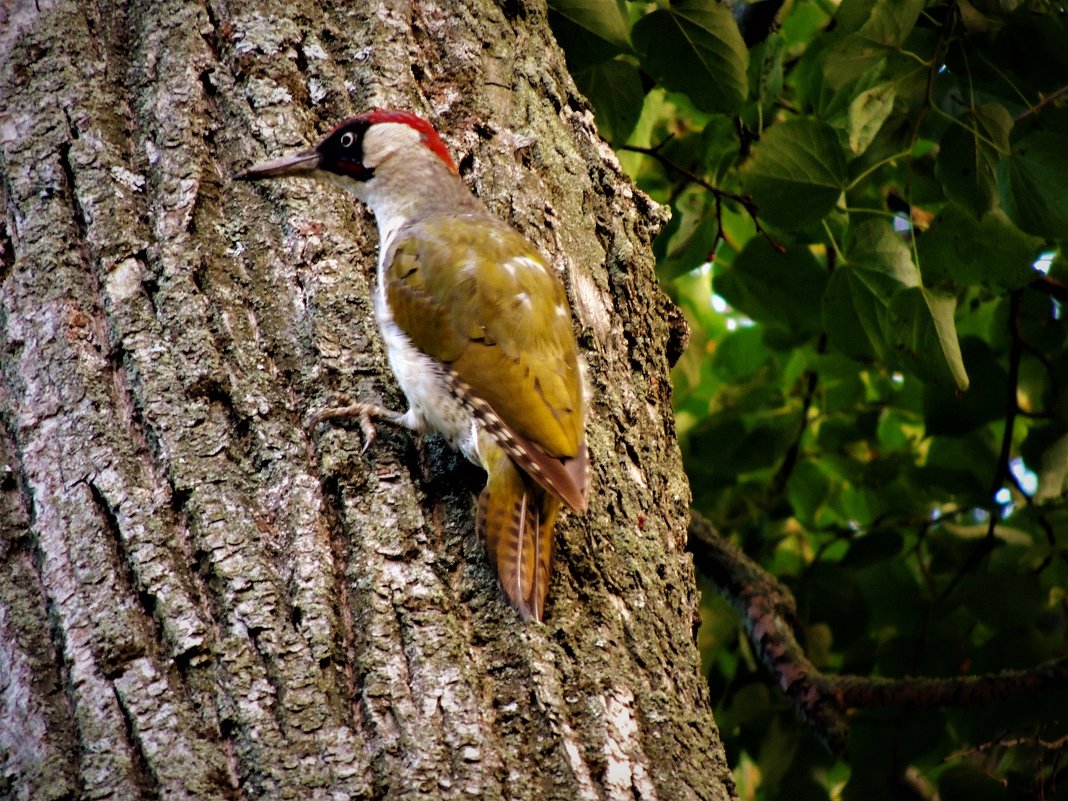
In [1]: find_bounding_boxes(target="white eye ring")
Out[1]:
[340,131,355,148]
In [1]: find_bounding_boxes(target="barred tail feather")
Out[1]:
[477,444,560,622]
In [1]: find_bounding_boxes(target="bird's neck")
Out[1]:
[356,153,485,248]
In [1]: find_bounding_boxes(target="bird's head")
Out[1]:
[235,109,459,194]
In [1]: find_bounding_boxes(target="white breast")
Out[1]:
[373,267,479,464]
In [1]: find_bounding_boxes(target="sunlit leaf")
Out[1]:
[655,185,719,281]
[891,287,969,390]
[940,522,1033,546]
[1036,430,1068,503]
[846,219,920,286]
[848,82,897,154]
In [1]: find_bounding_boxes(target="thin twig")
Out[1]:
[1031,274,1068,304]
[619,143,786,254]
[930,291,1021,606]
[1015,83,1068,122]
[770,332,828,499]
[991,290,1023,508]
[906,0,959,267]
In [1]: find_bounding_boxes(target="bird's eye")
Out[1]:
[340,132,355,148]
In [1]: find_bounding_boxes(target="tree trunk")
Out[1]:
[0,1,731,799]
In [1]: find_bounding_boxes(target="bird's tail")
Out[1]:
[476,438,560,622]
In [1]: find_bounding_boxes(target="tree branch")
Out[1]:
[688,512,1068,753]
[688,513,849,751]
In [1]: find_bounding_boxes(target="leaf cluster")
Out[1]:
[549,0,1068,797]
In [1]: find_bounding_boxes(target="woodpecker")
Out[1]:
[236,110,589,622]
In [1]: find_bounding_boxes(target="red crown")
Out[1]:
[352,109,458,175]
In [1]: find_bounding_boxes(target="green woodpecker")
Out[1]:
[236,110,589,622]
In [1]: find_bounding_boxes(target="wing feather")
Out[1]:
[385,214,588,509]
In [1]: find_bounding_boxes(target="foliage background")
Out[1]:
[548,1,1068,798]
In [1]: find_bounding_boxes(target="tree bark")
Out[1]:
[0,1,731,799]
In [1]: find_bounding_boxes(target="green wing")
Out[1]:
[385,214,584,460]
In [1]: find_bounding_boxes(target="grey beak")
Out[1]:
[233,148,321,181]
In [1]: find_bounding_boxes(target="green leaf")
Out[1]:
[787,461,832,526]
[922,338,1008,435]
[780,1,833,49]
[547,0,631,70]
[1036,430,1068,503]
[715,238,828,339]
[698,115,742,182]
[936,104,1013,218]
[886,287,969,390]
[822,266,900,362]
[917,206,1043,291]
[802,52,888,132]
[747,33,785,116]
[823,220,924,364]
[573,59,643,143]
[856,0,925,47]
[920,288,969,393]
[997,130,1068,239]
[848,82,896,154]
[845,220,920,287]
[822,35,887,92]
[684,411,796,478]
[740,119,848,228]
[823,0,924,89]
[656,186,719,281]
[710,326,773,383]
[834,0,880,35]
[956,0,1004,34]
[632,0,748,113]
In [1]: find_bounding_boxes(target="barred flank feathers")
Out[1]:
[477,442,560,622]
[447,372,588,513]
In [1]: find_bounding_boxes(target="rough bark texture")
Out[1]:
[0,1,731,799]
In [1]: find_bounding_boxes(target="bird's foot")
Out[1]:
[307,398,411,453]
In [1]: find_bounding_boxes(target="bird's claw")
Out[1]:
[307,400,407,453]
